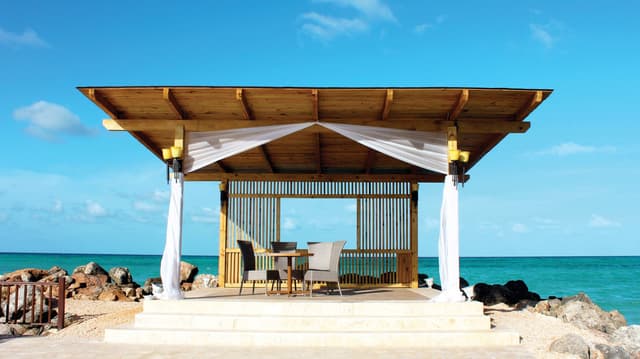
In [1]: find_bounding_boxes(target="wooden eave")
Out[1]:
[79,86,552,182]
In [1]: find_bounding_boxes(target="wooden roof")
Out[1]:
[78,86,552,182]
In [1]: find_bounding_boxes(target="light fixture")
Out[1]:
[162,145,183,183]
[448,149,470,187]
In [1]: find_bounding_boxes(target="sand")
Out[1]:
[0,299,618,358]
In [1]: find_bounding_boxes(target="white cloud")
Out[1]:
[52,200,63,213]
[589,214,621,228]
[414,23,432,34]
[152,190,170,202]
[191,207,218,224]
[133,200,160,212]
[13,101,95,141]
[537,142,615,156]
[315,0,395,21]
[301,0,395,41]
[282,217,297,230]
[512,223,529,233]
[0,27,48,47]
[86,200,107,217]
[530,24,553,48]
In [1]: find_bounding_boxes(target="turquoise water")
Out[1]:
[1,253,638,324]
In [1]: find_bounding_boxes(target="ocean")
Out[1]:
[1,253,638,325]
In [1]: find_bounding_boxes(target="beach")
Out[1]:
[0,296,630,358]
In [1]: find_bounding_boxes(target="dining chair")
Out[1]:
[271,241,304,291]
[237,240,279,295]
[304,241,346,297]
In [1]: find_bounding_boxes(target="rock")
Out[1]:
[192,274,218,289]
[181,282,192,291]
[459,277,469,288]
[135,287,145,299]
[142,277,162,295]
[1,268,49,282]
[0,324,13,336]
[556,293,626,334]
[73,286,102,300]
[180,261,198,283]
[472,283,518,306]
[503,280,540,302]
[38,269,67,283]
[592,344,631,359]
[108,267,133,286]
[84,262,109,277]
[72,265,86,274]
[47,266,66,275]
[613,325,640,352]
[418,273,429,286]
[548,333,590,359]
[22,326,43,336]
[70,272,109,290]
[3,286,49,321]
[97,285,131,302]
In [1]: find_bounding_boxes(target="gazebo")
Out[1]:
[80,86,551,301]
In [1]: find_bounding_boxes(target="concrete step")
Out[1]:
[104,327,520,348]
[142,299,485,317]
[134,312,491,331]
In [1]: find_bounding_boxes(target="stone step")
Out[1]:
[134,312,491,331]
[142,299,485,317]
[104,327,520,348]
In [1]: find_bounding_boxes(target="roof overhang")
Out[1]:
[79,86,552,182]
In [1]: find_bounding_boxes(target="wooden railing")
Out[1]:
[0,277,66,330]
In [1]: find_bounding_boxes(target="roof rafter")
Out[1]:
[260,145,275,173]
[448,89,469,122]
[216,160,231,173]
[514,90,543,121]
[88,89,121,119]
[380,89,394,121]
[235,88,253,120]
[163,88,187,120]
[311,89,319,121]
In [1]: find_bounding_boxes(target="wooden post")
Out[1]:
[410,182,419,288]
[218,181,228,287]
[57,277,65,330]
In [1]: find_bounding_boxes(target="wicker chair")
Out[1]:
[304,241,346,297]
[237,240,279,295]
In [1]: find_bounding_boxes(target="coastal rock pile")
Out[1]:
[532,292,627,334]
[471,280,541,306]
[68,262,139,302]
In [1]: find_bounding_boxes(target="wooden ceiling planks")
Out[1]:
[79,86,552,182]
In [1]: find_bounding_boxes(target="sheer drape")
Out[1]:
[159,173,184,300]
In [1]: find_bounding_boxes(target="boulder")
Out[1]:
[97,285,131,302]
[72,265,86,275]
[3,286,50,321]
[70,272,109,289]
[108,267,133,286]
[613,325,640,353]
[38,268,67,284]
[556,293,627,334]
[84,262,109,277]
[1,268,49,282]
[472,283,518,306]
[142,277,162,295]
[192,274,218,289]
[459,277,469,288]
[548,333,590,359]
[0,324,12,336]
[591,343,631,359]
[179,261,198,283]
[47,266,66,275]
[418,273,429,286]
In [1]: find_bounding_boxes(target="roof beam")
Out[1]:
[216,160,231,173]
[448,89,469,121]
[184,172,449,183]
[88,89,120,119]
[102,118,530,134]
[163,88,187,120]
[235,88,253,120]
[260,145,275,173]
[316,133,322,173]
[380,89,394,121]
[311,89,319,121]
[514,90,543,121]
[364,149,376,174]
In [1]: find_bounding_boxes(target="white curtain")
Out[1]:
[318,122,448,174]
[183,123,314,173]
[430,175,465,303]
[159,172,184,300]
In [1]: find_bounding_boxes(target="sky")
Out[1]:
[1,1,639,257]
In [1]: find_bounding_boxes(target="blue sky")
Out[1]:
[1,1,638,256]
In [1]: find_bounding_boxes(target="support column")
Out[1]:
[218,180,228,287]
[410,182,419,288]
